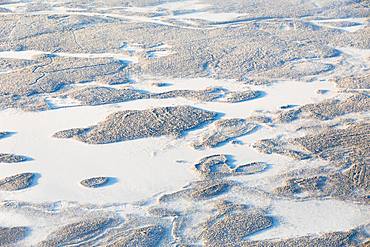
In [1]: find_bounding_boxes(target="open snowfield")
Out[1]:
[0,0,369,246]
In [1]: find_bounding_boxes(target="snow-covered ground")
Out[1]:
[0,0,369,246]
[0,50,138,63]
[0,77,337,203]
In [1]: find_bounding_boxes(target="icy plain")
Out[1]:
[0,0,369,246]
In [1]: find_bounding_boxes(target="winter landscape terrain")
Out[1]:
[0,0,369,246]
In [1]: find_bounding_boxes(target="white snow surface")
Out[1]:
[0,0,369,243]
[0,77,337,204]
